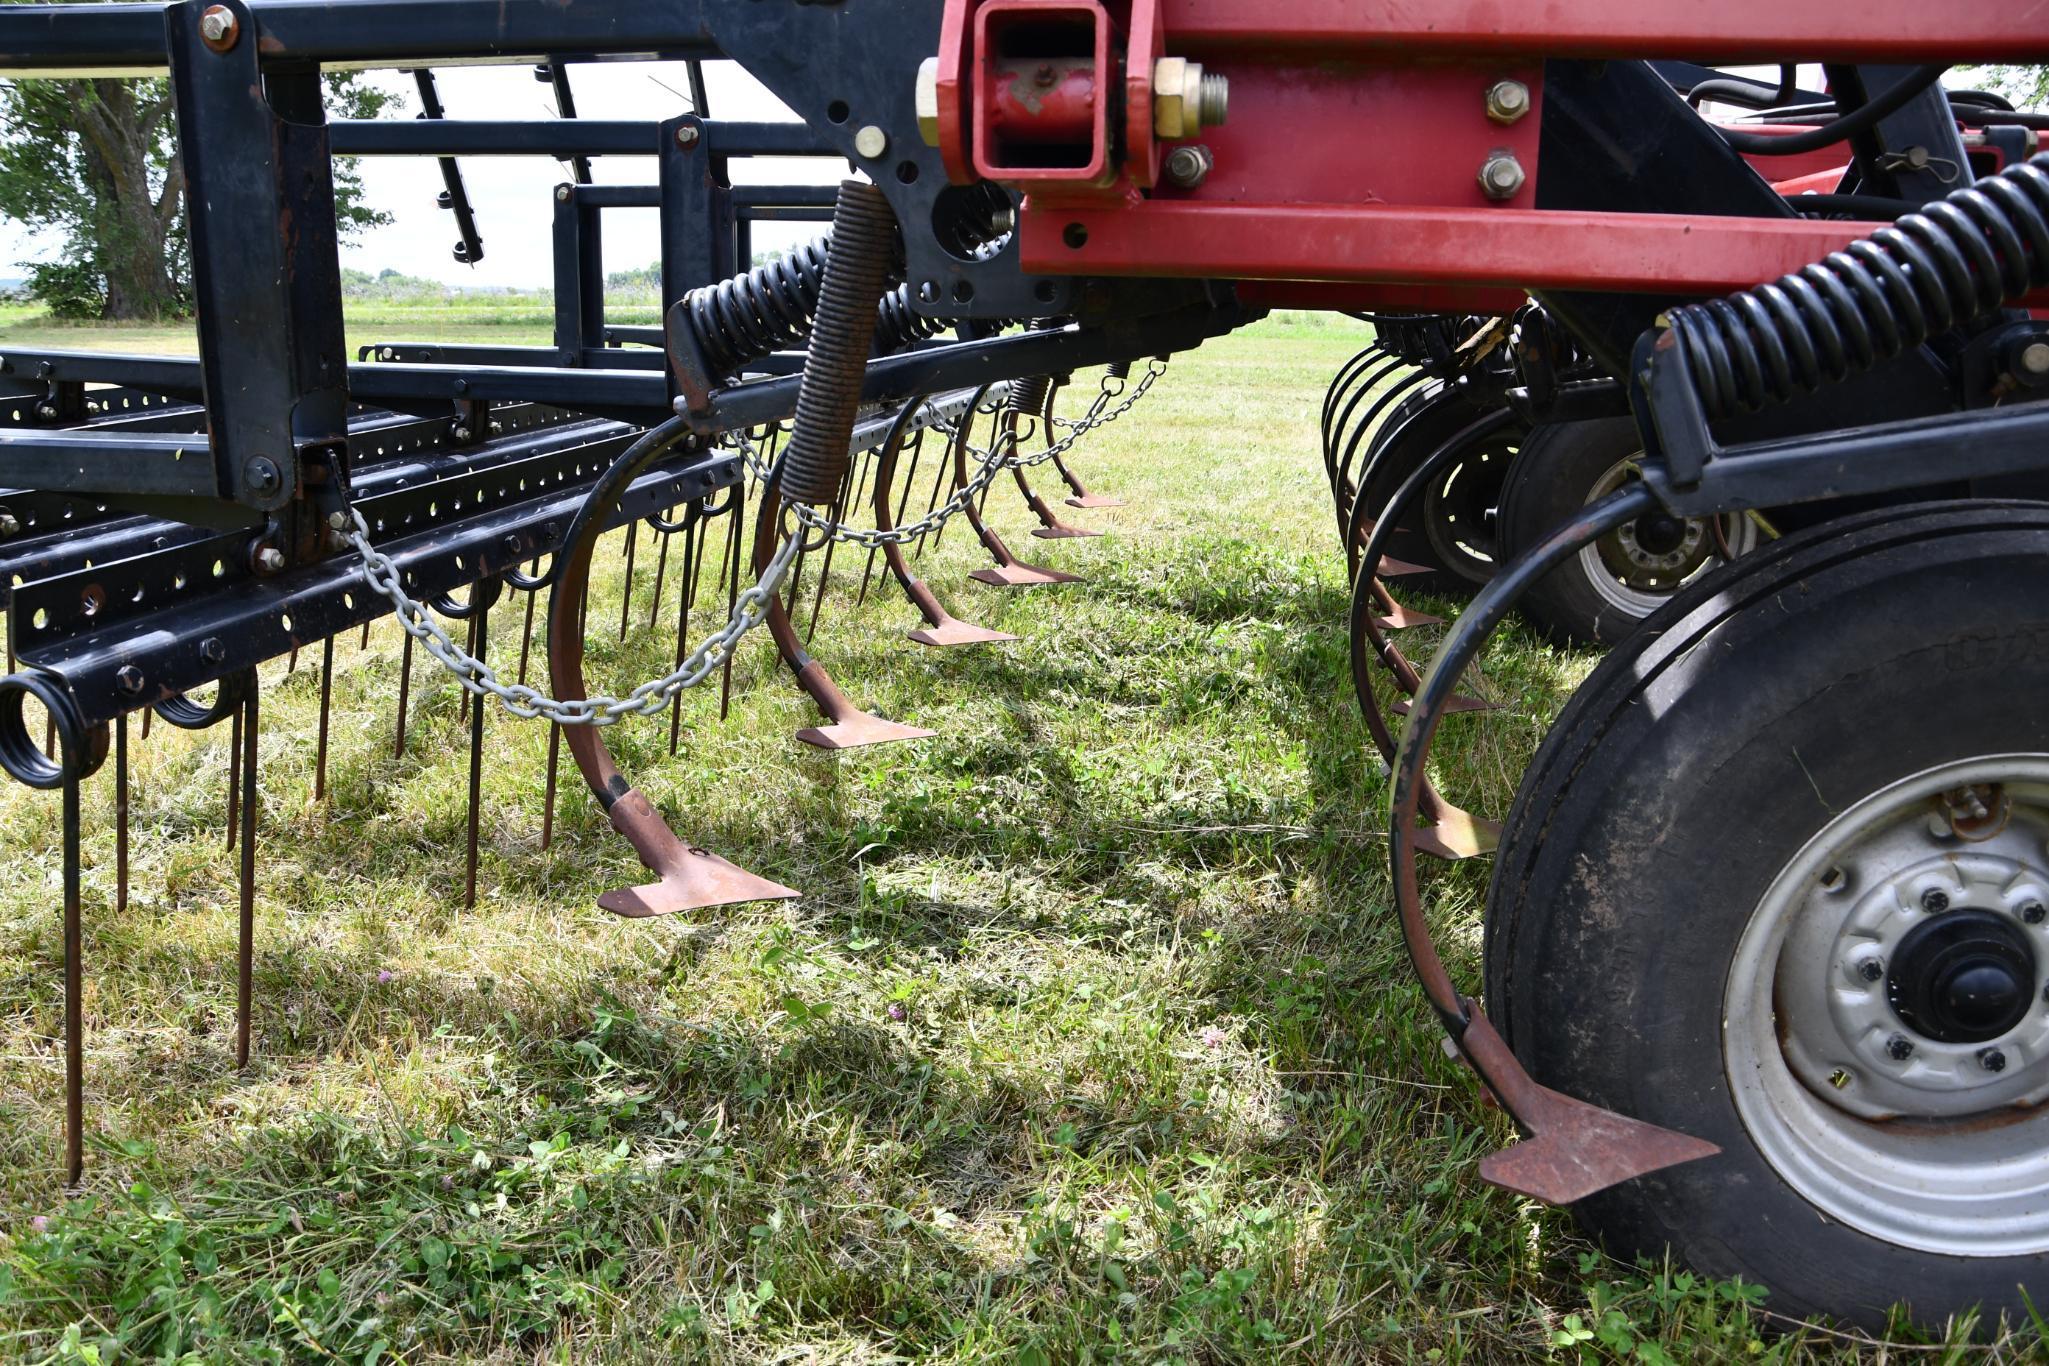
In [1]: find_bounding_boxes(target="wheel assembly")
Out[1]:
[1485,502,2049,1328]
[1354,384,1522,594]
[1496,416,1758,646]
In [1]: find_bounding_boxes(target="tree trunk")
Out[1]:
[73,80,182,320]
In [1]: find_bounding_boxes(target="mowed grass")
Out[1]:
[0,308,2035,1362]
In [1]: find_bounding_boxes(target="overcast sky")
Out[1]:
[1,58,843,288]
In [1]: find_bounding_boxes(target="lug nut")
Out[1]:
[1886,1034,1915,1061]
[1921,888,1952,913]
[1979,1047,2008,1073]
[115,665,145,695]
[1478,152,1526,201]
[198,4,238,50]
[1164,143,1214,190]
[1485,79,1531,125]
[2023,902,2046,925]
[1858,958,1885,983]
[199,637,227,664]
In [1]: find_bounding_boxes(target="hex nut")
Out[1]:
[854,125,889,160]
[254,547,286,575]
[2024,902,2047,925]
[199,637,227,664]
[674,123,700,150]
[1485,80,1531,125]
[1980,1047,2009,1073]
[1164,143,1214,189]
[915,56,942,147]
[198,4,238,50]
[1886,1034,1915,1061]
[1153,57,1218,141]
[2022,341,2049,377]
[115,666,145,695]
[1922,887,1951,913]
[1478,152,1526,201]
[0,512,17,538]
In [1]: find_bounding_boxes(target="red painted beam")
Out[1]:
[1161,0,2049,62]
[1021,202,1898,295]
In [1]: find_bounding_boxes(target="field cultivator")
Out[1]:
[4,0,2049,1333]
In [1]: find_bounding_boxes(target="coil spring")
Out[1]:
[780,181,898,504]
[876,283,948,353]
[1005,373,1053,418]
[680,237,829,377]
[1668,153,2049,422]
[1107,359,1133,381]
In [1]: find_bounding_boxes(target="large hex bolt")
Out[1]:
[1153,57,1229,140]
[1485,80,1531,125]
[1478,152,1526,201]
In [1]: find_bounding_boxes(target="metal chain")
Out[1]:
[748,412,1017,549]
[349,448,800,727]
[1011,357,1166,467]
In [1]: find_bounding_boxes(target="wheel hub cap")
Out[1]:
[1888,909,2037,1045]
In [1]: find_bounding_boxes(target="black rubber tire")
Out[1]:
[1353,388,1517,596]
[1484,499,2049,1332]
[1496,416,1699,648]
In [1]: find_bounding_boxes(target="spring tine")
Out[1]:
[918,431,952,556]
[140,705,151,741]
[46,710,55,758]
[360,619,371,652]
[287,643,298,674]
[721,484,744,722]
[115,713,129,916]
[803,457,859,646]
[5,612,13,673]
[395,630,414,758]
[235,686,258,1070]
[518,583,537,687]
[458,613,476,725]
[62,759,82,1188]
[648,522,670,631]
[465,601,489,910]
[670,519,699,756]
[618,521,638,643]
[541,723,561,851]
[225,706,242,852]
[315,635,334,803]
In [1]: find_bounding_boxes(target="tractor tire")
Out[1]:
[1484,499,2049,1331]
[1495,416,1756,647]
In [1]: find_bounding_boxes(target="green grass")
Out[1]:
[0,312,2035,1362]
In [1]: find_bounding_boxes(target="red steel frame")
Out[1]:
[936,0,2049,306]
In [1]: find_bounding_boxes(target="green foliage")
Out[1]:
[0,71,396,320]
[22,259,104,320]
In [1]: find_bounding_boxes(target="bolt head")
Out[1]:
[1858,958,1885,983]
[115,665,144,695]
[324,528,350,553]
[674,123,700,150]
[1485,79,1531,125]
[198,4,238,48]
[915,56,942,148]
[1886,1034,1915,1061]
[1152,57,1208,140]
[2021,341,2049,377]
[1980,1047,2009,1073]
[1922,888,1952,914]
[243,456,282,496]
[1164,143,1214,189]
[555,184,573,203]
[451,425,472,443]
[254,547,286,574]
[0,513,18,538]
[327,510,349,531]
[2024,902,2047,925]
[199,637,226,664]
[854,125,889,160]
[1478,153,1526,201]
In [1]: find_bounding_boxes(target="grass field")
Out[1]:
[0,303,2037,1362]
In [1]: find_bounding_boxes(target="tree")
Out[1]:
[0,72,397,320]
